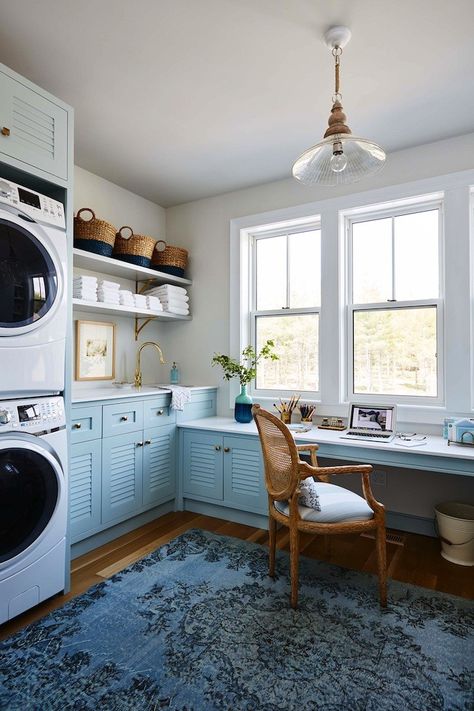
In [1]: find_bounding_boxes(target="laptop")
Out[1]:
[340,403,397,443]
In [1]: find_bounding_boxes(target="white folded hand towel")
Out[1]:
[98,279,121,290]
[159,297,190,310]
[74,275,97,284]
[157,294,189,303]
[146,296,162,311]
[154,284,187,295]
[163,305,189,316]
[97,293,120,303]
[119,289,133,297]
[74,293,97,302]
[73,286,97,295]
[166,385,192,411]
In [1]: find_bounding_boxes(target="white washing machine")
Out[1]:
[0,178,67,398]
[0,395,67,623]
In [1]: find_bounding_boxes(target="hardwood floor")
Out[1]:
[1,510,472,641]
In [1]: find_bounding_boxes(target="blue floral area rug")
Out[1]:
[0,529,473,711]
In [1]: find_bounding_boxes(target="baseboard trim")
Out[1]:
[386,511,436,538]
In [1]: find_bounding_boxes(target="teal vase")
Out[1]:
[234,383,253,423]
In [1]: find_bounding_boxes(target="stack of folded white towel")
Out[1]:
[118,289,135,307]
[145,284,190,315]
[134,293,148,309]
[97,279,121,304]
[146,295,163,312]
[73,275,98,301]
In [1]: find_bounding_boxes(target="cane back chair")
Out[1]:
[252,405,387,609]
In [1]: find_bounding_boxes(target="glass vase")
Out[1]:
[234,383,253,423]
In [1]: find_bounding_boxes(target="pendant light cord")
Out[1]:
[332,46,342,101]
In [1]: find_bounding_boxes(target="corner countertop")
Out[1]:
[72,385,216,404]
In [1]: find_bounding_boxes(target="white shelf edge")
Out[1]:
[72,298,192,321]
[73,248,192,286]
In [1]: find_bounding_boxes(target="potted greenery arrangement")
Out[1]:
[212,340,279,423]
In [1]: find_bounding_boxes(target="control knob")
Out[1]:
[0,409,11,425]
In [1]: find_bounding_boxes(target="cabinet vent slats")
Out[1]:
[110,480,135,506]
[70,451,93,521]
[12,97,55,157]
[231,450,260,495]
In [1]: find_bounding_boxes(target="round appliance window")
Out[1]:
[0,218,58,329]
[0,447,59,564]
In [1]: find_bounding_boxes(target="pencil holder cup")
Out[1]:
[301,416,313,423]
[280,412,292,425]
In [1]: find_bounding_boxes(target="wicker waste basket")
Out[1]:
[151,241,188,278]
[113,226,157,268]
[434,502,474,566]
[74,208,117,257]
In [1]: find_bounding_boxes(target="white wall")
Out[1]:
[73,166,169,390]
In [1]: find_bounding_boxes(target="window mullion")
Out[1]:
[391,215,396,301]
[285,234,290,309]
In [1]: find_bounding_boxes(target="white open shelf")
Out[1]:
[73,248,192,286]
[72,299,191,321]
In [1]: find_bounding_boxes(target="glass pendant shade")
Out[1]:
[292,134,386,186]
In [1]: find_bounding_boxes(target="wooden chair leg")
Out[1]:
[376,521,387,607]
[290,525,299,609]
[268,515,276,578]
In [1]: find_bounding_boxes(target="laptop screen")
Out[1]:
[349,405,395,432]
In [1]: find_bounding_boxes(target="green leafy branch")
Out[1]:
[212,340,279,386]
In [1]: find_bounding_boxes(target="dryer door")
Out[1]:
[0,212,63,336]
[0,441,62,565]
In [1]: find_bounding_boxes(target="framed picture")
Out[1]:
[75,320,116,381]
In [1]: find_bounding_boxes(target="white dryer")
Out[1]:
[0,395,67,623]
[0,178,67,398]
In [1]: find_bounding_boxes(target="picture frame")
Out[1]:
[75,320,116,381]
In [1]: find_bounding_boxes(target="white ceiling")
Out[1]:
[1,0,473,206]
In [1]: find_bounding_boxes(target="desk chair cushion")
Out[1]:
[274,482,374,523]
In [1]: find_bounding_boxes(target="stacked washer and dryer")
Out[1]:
[0,177,68,623]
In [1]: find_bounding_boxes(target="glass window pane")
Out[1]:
[352,218,392,304]
[256,314,319,391]
[256,235,286,310]
[394,210,439,300]
[289,230,321,307]
[353,307,437,397]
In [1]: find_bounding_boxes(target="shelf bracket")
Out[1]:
[134,316,157,340]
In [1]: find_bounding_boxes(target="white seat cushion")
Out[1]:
[274,482,374,523]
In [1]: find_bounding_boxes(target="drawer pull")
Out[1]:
[120,415,129,422]
[136,441,144,447]
[214,445,221,451]
[224,447,230,453]
[144,439,152,445]
[73,423,82,430]
[156,409,164,415]
[1,127,10,137]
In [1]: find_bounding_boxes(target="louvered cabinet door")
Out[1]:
[223,436,267,513]
[142,425,176,507]
[69,439,101,543]
[0,70,68,180]
[102,431,143,524]
[182,431,223,500]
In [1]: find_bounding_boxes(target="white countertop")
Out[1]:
[72,385,216,403]
[177,416,474,463]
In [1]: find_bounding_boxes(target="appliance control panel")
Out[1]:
[0,177,65,229]
[0,396,65,433]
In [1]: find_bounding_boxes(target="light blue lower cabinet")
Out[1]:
[143,425,176,506]
[102,430,143,525]
[70,439,102,543]
[182,430,266,513]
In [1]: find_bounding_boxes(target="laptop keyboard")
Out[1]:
[346,431,392,438]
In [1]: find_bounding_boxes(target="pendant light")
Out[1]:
[292,26,385,186]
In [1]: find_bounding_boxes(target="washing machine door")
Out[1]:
[0,210,63,336]
[0,439,63,565]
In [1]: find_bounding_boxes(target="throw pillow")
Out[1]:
[298,477,321,511]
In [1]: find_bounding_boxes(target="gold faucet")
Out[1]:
[134,341,165,388]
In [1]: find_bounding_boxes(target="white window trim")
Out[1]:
[230,168,474,426]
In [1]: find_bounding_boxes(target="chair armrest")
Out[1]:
[296,443,319,467]
[299,462,372,477]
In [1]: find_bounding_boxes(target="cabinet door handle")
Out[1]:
[1,127,10,137]
[120,415,128,421]
[73,423,82,430]
[214,445,221,451]
[224,447,230,453]
[156,409,164,415]
[136,441,144,447]
[144,439,151,445]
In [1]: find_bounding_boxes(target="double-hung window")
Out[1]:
[346,199,443,403]
[250,222,321,396]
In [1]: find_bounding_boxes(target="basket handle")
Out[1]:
[153,240,167,253]
[434,517,474,546]
[76,208,96,221]
[117,226,134,240]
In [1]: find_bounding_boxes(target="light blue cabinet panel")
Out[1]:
[103,401,143,437]
[102,430,143,524]
[70,406,102,443]
[223,435,266,513]
[70,439,101,543]
[182,430,223,500]
[0,69,68,180]
[143,399,174,429]
[143,425,176,506]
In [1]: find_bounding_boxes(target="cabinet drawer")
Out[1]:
[103,402,143,437]
[70,406,102,442]
[143,398,175,428]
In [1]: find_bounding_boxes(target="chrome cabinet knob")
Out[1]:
[136,441,144,447]
[120,415,128,421]
[156,409,164,415]
[73,422,82,430]
[0,409,11,425]
[214,445,221,451]
[144,439,151,445]
[224,447,230,453]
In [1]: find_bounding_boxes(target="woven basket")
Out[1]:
[74,208,117,257]
[151,242,188,277]
[113,226,157,268]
